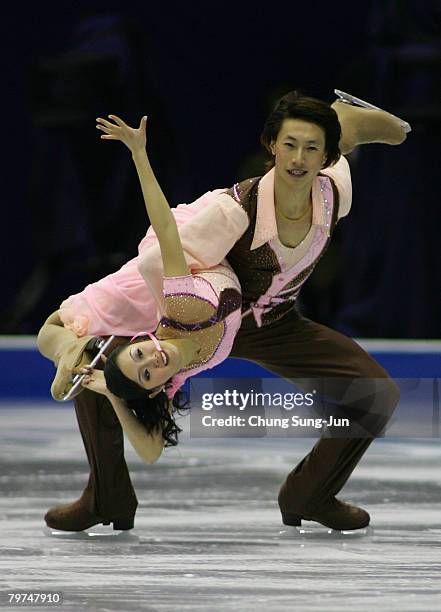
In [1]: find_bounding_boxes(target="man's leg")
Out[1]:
[231,311,400,529]
[38,319,138,531]
[45,388,138,531]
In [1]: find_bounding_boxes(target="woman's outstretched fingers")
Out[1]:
[97,114,145,151]
[96,117,117,128]
[96,124,112,134]
[108,114,125,126]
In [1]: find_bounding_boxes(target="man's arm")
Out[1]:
[321,155,352,219]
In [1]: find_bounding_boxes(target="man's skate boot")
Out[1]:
[44,380,138,532]
[281,496,370,531]
[45,481,134,531]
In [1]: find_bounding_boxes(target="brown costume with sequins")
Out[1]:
[224,176,399,517]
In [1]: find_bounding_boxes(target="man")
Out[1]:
[137,91,405,530]
[42,91,406,531]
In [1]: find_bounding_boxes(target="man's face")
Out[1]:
[270,119,327,189]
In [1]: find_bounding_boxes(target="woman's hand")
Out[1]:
[96,114,147,154]
[80,366,112,397]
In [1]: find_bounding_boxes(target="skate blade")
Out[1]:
[43,526,138,541]
[61,335,115,401]
[278,525,374,540]
[334,88,412,133]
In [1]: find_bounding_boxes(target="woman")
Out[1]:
[38,114,243,463]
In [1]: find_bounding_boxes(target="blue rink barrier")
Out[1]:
[0,337,439,401]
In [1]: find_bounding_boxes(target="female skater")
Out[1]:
[38,114,243,464]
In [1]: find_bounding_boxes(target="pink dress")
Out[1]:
[58,189,228,337]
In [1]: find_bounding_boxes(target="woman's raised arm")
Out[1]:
[96,114,190,278]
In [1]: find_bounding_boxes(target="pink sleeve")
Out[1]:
[137,193,248,316]
[321,155,352,219]
[137,188,229,254]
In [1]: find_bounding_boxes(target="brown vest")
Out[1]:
[225,175,340,327]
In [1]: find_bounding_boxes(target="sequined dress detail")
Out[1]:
[156,265,242,396]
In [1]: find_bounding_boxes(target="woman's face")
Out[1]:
[115,339,182,391]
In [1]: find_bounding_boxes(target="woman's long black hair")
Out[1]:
[103,342,190,447]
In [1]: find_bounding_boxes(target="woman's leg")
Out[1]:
[37,310,94,400]
[332,99,407,154]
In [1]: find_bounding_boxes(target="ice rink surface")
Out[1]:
[0,404,440,612]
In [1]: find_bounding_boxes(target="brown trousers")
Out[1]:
[74,310,399,518]
[74,386,138,520]
[230,310,400,514]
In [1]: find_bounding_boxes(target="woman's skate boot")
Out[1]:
[37,310,96,401]
[332,90,410,154]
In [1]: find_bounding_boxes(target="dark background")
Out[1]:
[3,0,440,338]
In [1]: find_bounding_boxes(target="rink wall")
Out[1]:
[0,336,440,401]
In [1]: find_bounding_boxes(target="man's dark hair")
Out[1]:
[103,342,189,447]
[260,90,341,171]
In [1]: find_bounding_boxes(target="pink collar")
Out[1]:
[250,168,330,250]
